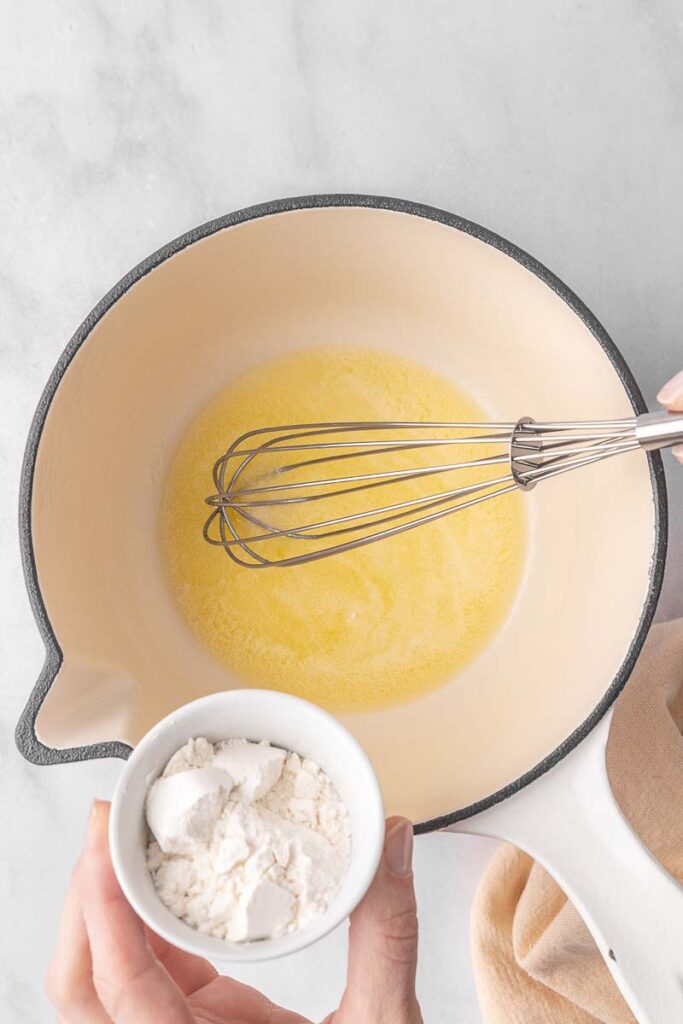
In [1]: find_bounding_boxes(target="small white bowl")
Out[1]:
[109,689,385,962]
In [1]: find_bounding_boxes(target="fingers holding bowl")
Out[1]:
[74,801,195,1024]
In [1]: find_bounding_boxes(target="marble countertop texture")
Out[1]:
[2,1,682,1021]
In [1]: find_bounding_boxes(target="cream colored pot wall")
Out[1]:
[31,207,655,821]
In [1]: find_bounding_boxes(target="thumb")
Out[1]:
[340,817,422,1023]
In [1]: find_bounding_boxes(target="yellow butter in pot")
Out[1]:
[161,347,526,711]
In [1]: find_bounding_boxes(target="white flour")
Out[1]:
[145,737,351,942]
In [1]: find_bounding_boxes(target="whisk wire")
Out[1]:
[204,412,682,567]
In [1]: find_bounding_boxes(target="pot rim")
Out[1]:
[15,193,668,833]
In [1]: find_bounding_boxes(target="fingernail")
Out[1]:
[673,444,683,463]
[657,371,683,405]
[86,800,107,845]
[385,818,414,877]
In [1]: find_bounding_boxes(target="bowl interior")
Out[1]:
[109,689,384,962]
[30,203,657,822]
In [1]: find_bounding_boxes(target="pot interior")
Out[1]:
[30,204,657,823]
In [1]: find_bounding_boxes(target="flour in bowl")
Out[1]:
[145,737,351,942]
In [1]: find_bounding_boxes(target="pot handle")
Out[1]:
[446,708,683,1023]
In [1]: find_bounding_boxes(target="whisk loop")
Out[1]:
[203,412,683,568]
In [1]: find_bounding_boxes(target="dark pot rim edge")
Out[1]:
[15,192,668,834]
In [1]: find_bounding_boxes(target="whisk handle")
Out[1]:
[636,410,683,451]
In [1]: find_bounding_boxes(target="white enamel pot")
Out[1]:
[17,196,683,1020]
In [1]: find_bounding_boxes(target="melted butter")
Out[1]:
[161,347,526,711]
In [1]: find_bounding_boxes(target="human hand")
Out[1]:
[47,801,423,1024]
[658,371,683,463]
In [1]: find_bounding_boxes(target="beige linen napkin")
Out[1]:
[471,619,683,1024]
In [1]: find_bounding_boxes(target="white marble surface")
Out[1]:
[2,1,683,1021]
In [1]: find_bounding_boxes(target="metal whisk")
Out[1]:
[204,411,683,568]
